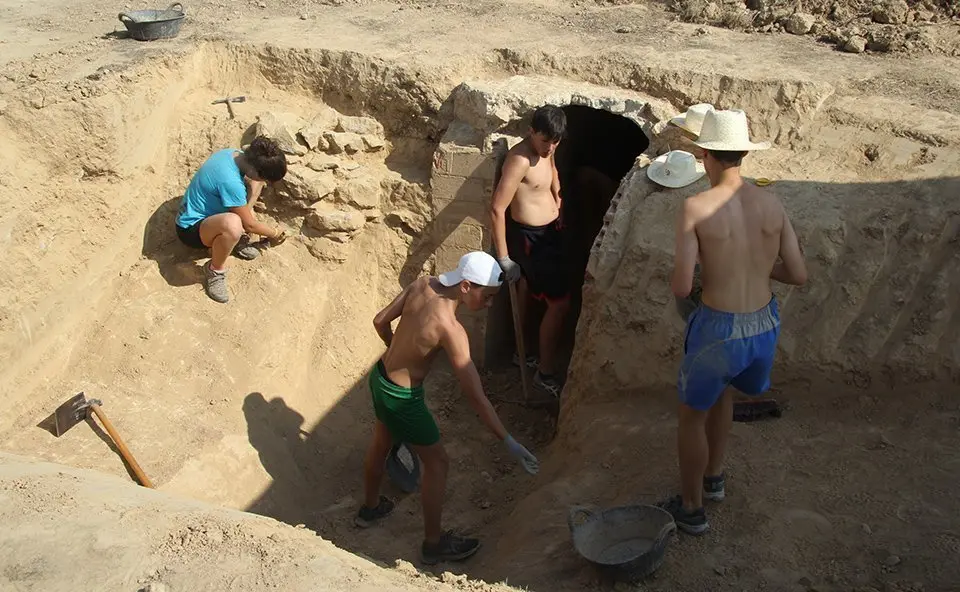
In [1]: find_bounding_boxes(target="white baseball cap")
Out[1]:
[438,251,503,288]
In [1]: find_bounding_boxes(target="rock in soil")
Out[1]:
[276,167,337,206]
[361,134,385,151]
[843,35,868,53]
[324,131,364,155]
[336,115,384,137]
[255,111,307,156]
[335,174,380,210]
[299,119,330,152]
[785,12,816,35]
[872,0,909,24]
[305,154,342,171]
[306,203,367,234]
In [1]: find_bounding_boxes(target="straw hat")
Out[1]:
[669,103,715,136]
[647,150,706,188]
[693,109,771,152]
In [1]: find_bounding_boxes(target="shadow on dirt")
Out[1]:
[141,195,207,288]
[242,374,420,533]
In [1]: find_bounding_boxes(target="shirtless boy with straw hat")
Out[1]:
[660,109,807,534]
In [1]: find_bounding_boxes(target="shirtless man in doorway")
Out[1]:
[660,109,807,534]
[355,251,540,565]
[490,104,569,397]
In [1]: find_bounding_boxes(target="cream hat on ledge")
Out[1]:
[693,109,771,152]
[647,150,706,188]
[669,103,715,136]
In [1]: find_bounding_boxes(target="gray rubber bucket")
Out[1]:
[568,504,676,583]
[118,3,185,41]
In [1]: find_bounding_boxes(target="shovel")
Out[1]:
[52,392,154,488]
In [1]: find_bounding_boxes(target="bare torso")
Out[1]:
[692,181,784,313]
[380,277,456,388]
[507,139,559,227]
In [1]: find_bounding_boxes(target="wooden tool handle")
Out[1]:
[89,404,155,488]
[508,281,531,403]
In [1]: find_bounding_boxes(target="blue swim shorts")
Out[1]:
[678,296,781,411]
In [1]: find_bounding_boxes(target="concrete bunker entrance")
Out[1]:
[485,104,650,377]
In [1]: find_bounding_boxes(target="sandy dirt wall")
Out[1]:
[0,452,518,592]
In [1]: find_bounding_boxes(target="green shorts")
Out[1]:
[369,360,440,446]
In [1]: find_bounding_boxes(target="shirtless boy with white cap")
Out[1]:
[356,251,540,564]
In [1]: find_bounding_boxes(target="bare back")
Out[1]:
[692,182,783,313]
[506,140,560,227]
[380,277,457,388]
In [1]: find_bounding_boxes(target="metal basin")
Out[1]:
[118,3,186,41]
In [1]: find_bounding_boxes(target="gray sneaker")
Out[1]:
[203,261,229,303]
[232,235,260,260]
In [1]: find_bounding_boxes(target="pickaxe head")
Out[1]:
[53,392,101,437]
[211,96,246,119]
[211,95,246,105]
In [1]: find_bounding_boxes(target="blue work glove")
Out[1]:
[497,256,522,283]
[504,435,539,475]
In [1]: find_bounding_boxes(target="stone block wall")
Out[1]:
[429,124,499,366]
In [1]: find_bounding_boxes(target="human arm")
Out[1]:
[227,203,285,243]
[441,321,539,473]
[223,178,284,244]
[671,199,701,298]
[245,177,266,207]
[551,154,562,210]
[489,153,528,282]
[372,283,412,347]
[442,322,508,439]
[770,208,808,286]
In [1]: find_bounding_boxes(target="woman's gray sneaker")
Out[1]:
[232,235,261,260]
[203,261,229,303]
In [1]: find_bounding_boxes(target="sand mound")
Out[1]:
[0,452,518,592]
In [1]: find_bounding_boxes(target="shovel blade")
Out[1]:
[53,393,89,437]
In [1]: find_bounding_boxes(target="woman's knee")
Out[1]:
[221,213,244,241]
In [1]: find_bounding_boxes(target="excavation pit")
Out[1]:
[0,39,959,592]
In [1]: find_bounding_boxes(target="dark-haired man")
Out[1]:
[175,135,289,303]
[661,109,808,534]
[490,104,570,397]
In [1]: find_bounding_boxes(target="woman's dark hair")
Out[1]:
[531,105,567,142]
[246,136,288,182]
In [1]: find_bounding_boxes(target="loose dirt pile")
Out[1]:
[669,0,960,55]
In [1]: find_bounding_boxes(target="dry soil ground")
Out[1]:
[1,1,959,591]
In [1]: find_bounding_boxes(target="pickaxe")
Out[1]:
[211,95,246,119]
